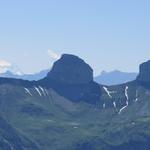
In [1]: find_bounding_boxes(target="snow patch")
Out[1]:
[103,103,106,109]
[118,105,128,114]
[135,90,138,102]
[103,86,116,98]
[24,88,32,96]
[39,86,46,96]
[34,87,42,96]
[73,126,78,129]
[44,89,49,96]
[118,86,129,114]
[113,101,116,108]
[125,86,129,100]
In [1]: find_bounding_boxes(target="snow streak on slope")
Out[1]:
[103,103,106,109]
[125,86,129,101]
[24,88,32,96]
[39,86,46,96]
[118,86,129,114]
[113,101,116,108]
[34,87,42,96]
[135,90,138,102]
[103,87,112,98]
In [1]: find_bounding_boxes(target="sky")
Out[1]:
[0,0,150,76]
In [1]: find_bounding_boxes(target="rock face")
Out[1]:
[137,60,150,82]
[47,54,93,84]
[41,54,101,104]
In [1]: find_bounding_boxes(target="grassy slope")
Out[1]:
[0,83,149,150]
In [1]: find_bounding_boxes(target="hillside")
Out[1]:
[0,54,149,150]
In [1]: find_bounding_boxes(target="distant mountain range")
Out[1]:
[0,69,49,81]
[94,70,138,85]
[0,69,138,85]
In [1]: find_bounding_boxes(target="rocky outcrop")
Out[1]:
[47,54,93,85]
[41,54,101,104]
[137,60,150,82]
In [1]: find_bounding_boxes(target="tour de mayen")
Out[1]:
[1,1,150,150]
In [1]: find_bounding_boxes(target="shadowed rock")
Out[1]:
[41,54,101,104]
[47,54,93,85]
[137,60,150,82]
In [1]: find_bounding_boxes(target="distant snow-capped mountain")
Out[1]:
[0,69,49,81]
[0,59,49,80]
[8,65,24,76]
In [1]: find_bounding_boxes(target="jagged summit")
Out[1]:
[137,60,150,82]
[47,54,93,84]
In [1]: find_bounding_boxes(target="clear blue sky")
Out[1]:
[0,0,150,75]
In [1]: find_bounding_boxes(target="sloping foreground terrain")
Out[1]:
[0,54,150,150]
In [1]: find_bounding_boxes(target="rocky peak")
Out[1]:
[137,60,150,82]
[47,54,93,85]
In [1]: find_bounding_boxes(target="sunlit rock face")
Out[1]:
[137,60,150,82]
[47,54,93,85]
